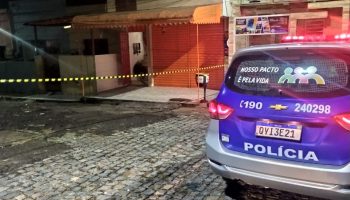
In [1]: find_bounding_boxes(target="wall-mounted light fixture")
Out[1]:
[63,25,72,29]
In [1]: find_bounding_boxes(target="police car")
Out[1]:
[206,34,350,200]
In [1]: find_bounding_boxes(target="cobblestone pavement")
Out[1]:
[0,101,327,200]
[0,103,229,200]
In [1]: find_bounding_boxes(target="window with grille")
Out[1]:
[297,19,325,35]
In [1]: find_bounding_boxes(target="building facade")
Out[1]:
[0,9,12,59]
[72,0,225,90]
[226,0,350,62]
[0,0,108,94]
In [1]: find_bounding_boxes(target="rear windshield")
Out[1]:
[225,48,350,98]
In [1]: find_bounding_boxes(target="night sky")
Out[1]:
[0,0,8,9]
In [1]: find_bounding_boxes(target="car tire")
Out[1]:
[224,178,246,200]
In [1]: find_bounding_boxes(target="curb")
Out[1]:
[0,95,202,107]
[180,100,200,107]
[81,96,200,107]
[0,95,81,103]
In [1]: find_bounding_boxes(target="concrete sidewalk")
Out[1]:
[89,86,219,103]
[0,86,219,104]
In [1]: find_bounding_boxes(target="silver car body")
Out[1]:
[206,43,350,200]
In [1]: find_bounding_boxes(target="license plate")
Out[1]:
[255,121,302,141]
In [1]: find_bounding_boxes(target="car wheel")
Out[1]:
[224,178,246,200]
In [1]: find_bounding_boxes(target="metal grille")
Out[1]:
[297,19,325,36]
[233,57,349,94]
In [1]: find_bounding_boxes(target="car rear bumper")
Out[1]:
[206,120,350,200]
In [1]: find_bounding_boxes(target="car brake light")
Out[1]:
[208,100,233,120]
[283,35,305,42]
[282,35,325,43]
[334,33,350,40]
[282,34,350,43]
[334,113,350,131]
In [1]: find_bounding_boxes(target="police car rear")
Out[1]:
[206,35,350,200]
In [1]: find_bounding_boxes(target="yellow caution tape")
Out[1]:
[0,64,224,84]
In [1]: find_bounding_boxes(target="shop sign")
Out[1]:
[235,15,289,35]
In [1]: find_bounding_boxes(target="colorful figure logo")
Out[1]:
[278,66,325,85]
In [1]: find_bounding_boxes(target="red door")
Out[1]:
[120,31,131,85]
[152,23,224,89]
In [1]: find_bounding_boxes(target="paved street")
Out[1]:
[0,100,228,200]
[0,100,325,200]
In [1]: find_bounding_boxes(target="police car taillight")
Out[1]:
[208,100,233,120]
[282,34,350,43]
[282,35,325,43]
[334,113,350,131]
[282,35,306,42]
[334,33,350,40]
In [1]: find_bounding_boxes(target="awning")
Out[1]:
[72,3,222,29]
[24,16,73,26]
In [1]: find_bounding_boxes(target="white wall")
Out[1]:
[223,0,233,17]
[128,32,145,74]
[95,54,120,92]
